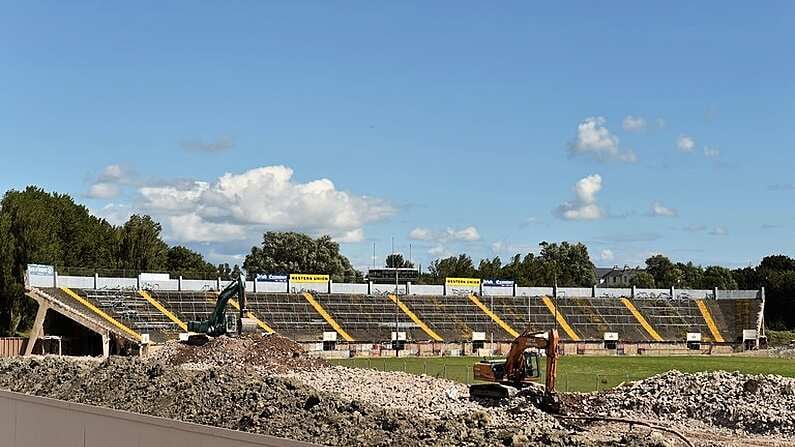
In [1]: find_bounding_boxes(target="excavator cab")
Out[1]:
[470,329,559,399]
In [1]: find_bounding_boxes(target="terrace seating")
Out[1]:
[578,298,651,341]
[246,293,330,342]
[490,295,559,338]
[399,294,505,341]
[74,288,177,342]
[631,298,708,341]
[314,293,408,342]
[555,297,610,340]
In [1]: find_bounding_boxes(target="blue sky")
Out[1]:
[1,2,793,271]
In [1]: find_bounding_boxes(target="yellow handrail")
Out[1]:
[467,294,519,338]
[696,299,725,342]
[540,296,580,341]
[302,292,354,342]
[620,298,664,341]
[61,287,142,342]
[139,290,188,331]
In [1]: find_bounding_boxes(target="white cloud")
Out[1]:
[428,244,449,257]
[569,117,637,163]
[650,201,677,217]
[704,146,720,158]
[622,115,646,132]
[491,241,535,255]
[334,228,365,243]
[95,203,133,225]
[87,182,120,199]
[677,134,695,152]
[445,226,480,241]
[409,227,434,241]
[138,165,395,243]
[599,249,615,261]
[556,174,605,220]
[86,164,134,199]
[708,226,728,236]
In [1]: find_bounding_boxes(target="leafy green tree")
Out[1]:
[477,256,503,280]
[629,271,656,288]
[243,231,360,281]
[117,215,168,272]
[167,246,217,279]
[385,253,414,268]
[537,241,596,286]
[675,262,704,289]
[699,266,737,289]
[645,255,683,287]
[427,254,476,283]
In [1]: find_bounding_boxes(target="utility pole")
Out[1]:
[393,237,399,356]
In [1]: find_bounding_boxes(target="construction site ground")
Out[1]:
[333,354,795,392]
[1,335,793,447]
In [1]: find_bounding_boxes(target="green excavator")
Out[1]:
[184,275,258,344]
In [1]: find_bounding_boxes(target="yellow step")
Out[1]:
[388,294,444,342]
[620,298,664,342]
[302,292,354,342]
[696,299,725,343]
[61,287,142,342]
[540,296,580,341]
[467,294,519,338]
[138,290,187,332]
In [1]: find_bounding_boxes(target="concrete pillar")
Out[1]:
[512,282,517,297]
[368,281,373,295]
[216,277,221,291]
[24,301,49,356]
[670,286,675,300]
[94,273,99,290]
[406,281,411,295]
[252,278,257,293]
[592,285,596,298]
[553,284,558,298]
[101,332,110,359]
[328,280,333,294]
[136,276,140,290]
[761,286,765,300]
[479,281,483,297]
[631,285,637,299]
[713,286,719,300]
[53,271,59,288]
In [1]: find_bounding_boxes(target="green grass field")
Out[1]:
[330,355,795,392]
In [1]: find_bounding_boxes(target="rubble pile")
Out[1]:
[149,333,327,372]
[580,370,795,435]
[0,357,575,447]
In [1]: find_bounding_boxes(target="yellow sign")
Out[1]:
[290,274,330,283]
[445,277,481,287]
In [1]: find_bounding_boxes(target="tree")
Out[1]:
[478,257,502,280]
[676,262,704,289]
[385,253,414,268]
[760,255,795,272]
[700,266,737,289]
[645,255,683,287]
[166,246,217,279]
[216,263,242,280]
[427,255,476,283]
[118,215,168,272]
[629,272,656,288]
[538,241,596,286]
[243,232,360,281]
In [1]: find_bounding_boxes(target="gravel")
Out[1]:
[0,356,579,447]
[578,369,795,436]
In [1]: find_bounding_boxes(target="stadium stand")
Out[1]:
[399,294,511,341]
[245,293,331,342]
[62,288,174,343]
[630,298,710,341]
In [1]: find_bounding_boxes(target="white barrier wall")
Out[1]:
[558,287,592,297]
[595,288,631,298]
[634,288,672,299]
[29,275,54,288]
[409,284,444,295]
[677,289,713,299]
[98,277,137,289]
[255,281,288,293]
[290,282,329,294]
[331,282,368,294]
[482,286,514,296]
[717,290,758,299]
[58,275,95,289]
[371,284,407,295]
[182,279,218,291]
[141,279,179,290]
[516,286,553,297]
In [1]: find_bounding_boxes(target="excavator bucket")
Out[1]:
[469,383,518,399]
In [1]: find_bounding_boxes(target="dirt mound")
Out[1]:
[150,333,327,372]
[0,357,576,447]
[578,369,795,436]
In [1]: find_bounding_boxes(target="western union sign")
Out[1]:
[290,274,330,283]
[445,277,481,287]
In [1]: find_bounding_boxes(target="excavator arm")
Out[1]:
[187,276,246,337]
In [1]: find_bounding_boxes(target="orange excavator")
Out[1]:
[470,328,560,399]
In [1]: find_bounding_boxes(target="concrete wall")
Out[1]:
[0,338,26,357]
[0,390,317,447]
